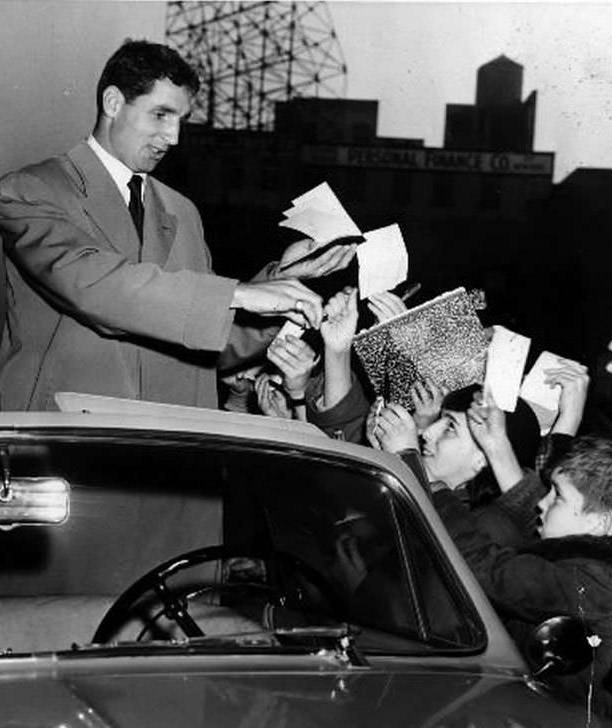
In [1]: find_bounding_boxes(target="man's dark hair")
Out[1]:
[96,39,200,117]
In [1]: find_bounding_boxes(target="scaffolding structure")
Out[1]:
[165,1,347,130]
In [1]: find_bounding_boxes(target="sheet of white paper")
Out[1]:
[279,182,361,254]
[356,224,408,299]
[483,325,531,412]
[519,351,562,432]
[279,207,360,243]
[274,320,305,341]
[290,182,350,215]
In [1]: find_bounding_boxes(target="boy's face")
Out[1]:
[537,469,603,539]
[421,410,484,488]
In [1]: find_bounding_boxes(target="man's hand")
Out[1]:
[273,238,357,280]
[232,279,323,328]
[266,334,318,398]
[320,287,359,354]
[368,401,419,454]
[545,357,590,436]
[410,379,447,431]
[254,372,292,419]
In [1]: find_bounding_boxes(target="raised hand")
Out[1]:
[544,357,590,436]
[466,389,509,456]
[366,291,408,324]
[274,238,357,280]
[254,372,292,419]
[320,287,359,354]
[370,401,419,454]
[232,279,323,328]
[266,334,318,398]
[467,389,522,492]
[410,378,448,431]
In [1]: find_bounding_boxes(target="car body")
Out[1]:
[0,397,604,727]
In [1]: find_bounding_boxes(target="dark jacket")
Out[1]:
[434,474,612,717]
[306,372,370,443]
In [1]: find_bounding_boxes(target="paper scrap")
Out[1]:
[483,325,531,412]
[279,182,361,249]
[519,351,562,433]
[357,224,408,299]
[274,320,305,341]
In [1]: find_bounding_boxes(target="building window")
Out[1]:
[432,176,454,208]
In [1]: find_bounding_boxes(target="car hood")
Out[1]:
[0,654,600,727]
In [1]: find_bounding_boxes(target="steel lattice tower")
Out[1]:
[165,1,347,130]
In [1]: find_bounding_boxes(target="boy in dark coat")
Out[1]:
[434,418,612,718]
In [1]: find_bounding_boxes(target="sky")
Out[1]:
[327,1,612,181]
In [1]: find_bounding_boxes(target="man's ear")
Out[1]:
[101,85,125,118]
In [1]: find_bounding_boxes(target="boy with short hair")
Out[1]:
[433,422,612,717]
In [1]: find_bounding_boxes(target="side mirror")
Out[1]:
[527,615,593,677]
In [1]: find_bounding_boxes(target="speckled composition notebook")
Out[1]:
[353,287,488,409]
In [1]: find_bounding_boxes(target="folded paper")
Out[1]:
[483,325,531,412]
[519,351,562,433]
[357,224,408,299]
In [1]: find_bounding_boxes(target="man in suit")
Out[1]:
[0,40,352,411]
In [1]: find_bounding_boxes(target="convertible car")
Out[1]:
[0,395,605,727]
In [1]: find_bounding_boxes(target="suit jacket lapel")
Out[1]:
[142,180,177,268]
[66,142,141,260]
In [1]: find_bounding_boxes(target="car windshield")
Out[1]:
[0,429,485,656]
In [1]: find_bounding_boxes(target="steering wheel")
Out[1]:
[93,544,272,644]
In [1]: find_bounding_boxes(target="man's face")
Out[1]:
[105,78,192,172]
[537,469,600,539]
[421,410,484,488]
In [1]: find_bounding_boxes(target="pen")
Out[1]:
[374,396,385,432]
[318,282,421,324]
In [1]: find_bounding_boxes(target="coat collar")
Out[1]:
[521,534,612,563]
[65,141,177,264]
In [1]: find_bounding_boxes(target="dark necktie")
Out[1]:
[127,174,144,243]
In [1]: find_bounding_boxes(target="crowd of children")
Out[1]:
[219,281,612,718]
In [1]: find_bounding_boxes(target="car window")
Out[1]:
[0,431,485,655]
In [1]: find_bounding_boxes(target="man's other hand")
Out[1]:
[232,279,323,328]
[273,238,357,280]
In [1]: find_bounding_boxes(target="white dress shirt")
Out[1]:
[87,135,146,205]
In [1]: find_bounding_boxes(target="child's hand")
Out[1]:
[410,379,447,431]
[220,364,263,396]
[266,334,317,398]
[254,373,292,419]
[320,287,358,354]
[366,291,408,324]
[544,357,590,436]
[372,402,419,454]
[466,390,510,456]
